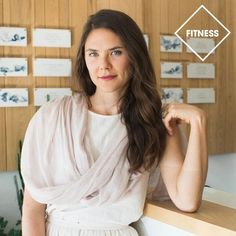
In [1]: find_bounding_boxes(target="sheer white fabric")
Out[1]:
[21,94,167,236]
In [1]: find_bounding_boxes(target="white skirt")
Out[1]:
[46,218,139,236]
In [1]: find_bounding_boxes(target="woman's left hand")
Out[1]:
[162,103,206,136]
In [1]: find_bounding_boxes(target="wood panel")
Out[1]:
[0,0,235,170]
[2,0,34,170]
[0,0,7,170]
[224,0,236,152]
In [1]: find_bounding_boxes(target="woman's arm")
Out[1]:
[22,188,46,236]
[160,103,208,212]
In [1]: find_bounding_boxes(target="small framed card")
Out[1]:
[187,88,215,104]
[160,35,182,53]
[186,38,215,54]
[33,28,71,48]
[161,88,184,104]
[187,63,215,79]
[161,62,183,79]
[34,88,72,106]
[0,88,28,107]
[0,58,28,77]
[0,27,27,47]
[33,58,72,77]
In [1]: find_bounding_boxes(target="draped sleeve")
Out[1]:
[21,94,133,206]
[21,98,70,201]
[20,95,86,203]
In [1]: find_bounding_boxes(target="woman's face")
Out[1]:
[84,28,130,97]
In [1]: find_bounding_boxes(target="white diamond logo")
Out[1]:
[175,5,231,61]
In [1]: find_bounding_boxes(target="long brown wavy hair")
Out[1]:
[76,9,167,173]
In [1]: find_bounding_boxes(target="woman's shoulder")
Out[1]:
[33,92,85,121]
[39,92,83,112]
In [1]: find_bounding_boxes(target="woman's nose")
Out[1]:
[99,54,111,70]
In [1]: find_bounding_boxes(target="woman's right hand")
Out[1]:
[162,103,206,135]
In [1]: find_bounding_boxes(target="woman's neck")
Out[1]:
[89,92,121,115]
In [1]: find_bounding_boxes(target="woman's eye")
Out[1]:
[111,50,122,56]
[88,52,98,57]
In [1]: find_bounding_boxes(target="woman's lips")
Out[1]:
[99,75,117,80]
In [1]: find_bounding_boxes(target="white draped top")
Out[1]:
[21,94,168,235]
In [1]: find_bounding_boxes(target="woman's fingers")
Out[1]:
[162,103,205,135]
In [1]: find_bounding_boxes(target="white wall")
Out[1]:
[0,171,21,232]
[206,153,236,194]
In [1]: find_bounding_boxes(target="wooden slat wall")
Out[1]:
[0,0,235,170]
[0,0,6,170]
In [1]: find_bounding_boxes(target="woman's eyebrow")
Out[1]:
[85,46,124,52]
[85,48,98,52]
[109,46,124,51]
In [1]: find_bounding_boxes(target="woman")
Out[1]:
[21,9,208,236]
